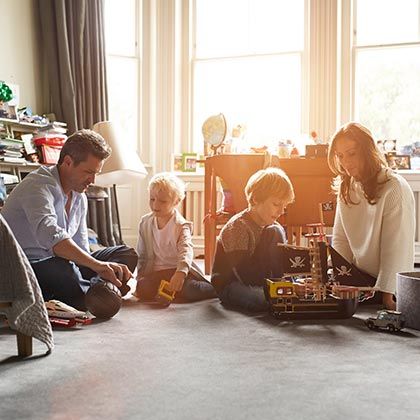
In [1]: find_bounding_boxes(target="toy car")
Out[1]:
[365,309,405,332]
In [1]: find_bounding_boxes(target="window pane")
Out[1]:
[106,56,138,150]
[193,54,302,152]
[249,0,304,53]
[195,0,304,58]
[356,0,420,45]
[105,0,136,56]
[355,46,420,146]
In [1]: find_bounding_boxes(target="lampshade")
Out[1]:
[91,121,147,187]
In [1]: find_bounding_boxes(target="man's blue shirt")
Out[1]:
[2,165,89,261]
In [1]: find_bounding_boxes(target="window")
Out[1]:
[104,0,140,151]
[192,0,306,153]
[353,0,420,148]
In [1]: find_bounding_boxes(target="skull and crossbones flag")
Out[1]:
[278,244,311,275]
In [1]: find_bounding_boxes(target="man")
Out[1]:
[2,129,137,310]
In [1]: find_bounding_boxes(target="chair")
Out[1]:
[278,157,336,245]
[0,302,33,357]
[204,153,279,274]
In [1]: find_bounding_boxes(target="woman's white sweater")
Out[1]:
[333,169,415,294]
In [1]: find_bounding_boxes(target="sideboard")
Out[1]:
[398,170,420,264]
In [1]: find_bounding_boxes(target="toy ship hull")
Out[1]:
[266,235,376,319]
[266,279,358,320]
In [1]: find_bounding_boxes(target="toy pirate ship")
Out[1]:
[266,224,377,319]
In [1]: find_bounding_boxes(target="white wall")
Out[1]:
[0,0,43,113]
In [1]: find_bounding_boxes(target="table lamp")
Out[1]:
[92,121,147,244]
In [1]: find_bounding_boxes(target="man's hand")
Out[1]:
[52,239,133,289]
[94,261,133,288]
[168,271,186,292]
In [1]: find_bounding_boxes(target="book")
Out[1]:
[0,156,26,163]
[1,149,23,157]
[0,137,24,148]
[0,173,19,184]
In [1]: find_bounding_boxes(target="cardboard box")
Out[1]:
[306,144,328,158]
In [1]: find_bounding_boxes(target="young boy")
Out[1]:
[211,167,295,312]
[135,172,216,303]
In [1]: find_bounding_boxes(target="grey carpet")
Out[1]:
[1,296,420,420]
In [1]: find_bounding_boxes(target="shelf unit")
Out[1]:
[0,118,49,136]
[0,161,41,182]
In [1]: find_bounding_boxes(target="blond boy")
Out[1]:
[135,172,216,303]
[211,167,294,312]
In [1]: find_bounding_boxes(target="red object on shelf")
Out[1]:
[38,144,62,164]
[33,137,66,147]
[290,146,300,158]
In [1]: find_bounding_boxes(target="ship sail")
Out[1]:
[278,244,311,276]
[329,245,376,287]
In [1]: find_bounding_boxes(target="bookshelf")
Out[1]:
[0,120,58,208]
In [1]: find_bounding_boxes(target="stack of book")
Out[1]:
[0,137,25,163]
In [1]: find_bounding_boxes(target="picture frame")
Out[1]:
[386,153,411,170]
[172,153,183,172]
[0,103,18,122]
[181,153,197,172]
[377,139,397,154]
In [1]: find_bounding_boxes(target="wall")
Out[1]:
[0,0,43,113]
[0,1,144,248]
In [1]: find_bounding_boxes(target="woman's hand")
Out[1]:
[168,271,186,292]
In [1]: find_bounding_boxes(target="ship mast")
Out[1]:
[305,223,328,301]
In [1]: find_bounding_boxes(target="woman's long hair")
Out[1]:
[328,122,388,205]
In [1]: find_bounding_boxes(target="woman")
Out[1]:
[328,122,415,310]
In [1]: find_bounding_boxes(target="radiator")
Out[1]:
[177,173,205,257]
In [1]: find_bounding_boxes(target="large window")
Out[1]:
[192,0,306,153]
[102,1,420,162]
[353,0,420,148]
[104,0,140,151]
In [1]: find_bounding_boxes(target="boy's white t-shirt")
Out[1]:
[152,215,178,271]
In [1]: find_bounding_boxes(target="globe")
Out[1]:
[202,113,227,154]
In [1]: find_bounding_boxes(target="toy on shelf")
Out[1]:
[265,223,377,319]
[46,300,92,326]
[365,309,405,332]
[155,280,176,306]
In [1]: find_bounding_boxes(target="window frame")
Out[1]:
[188,0,310,154]
[340,0,420,134]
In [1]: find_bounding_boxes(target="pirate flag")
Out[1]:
[278,244,311,276]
